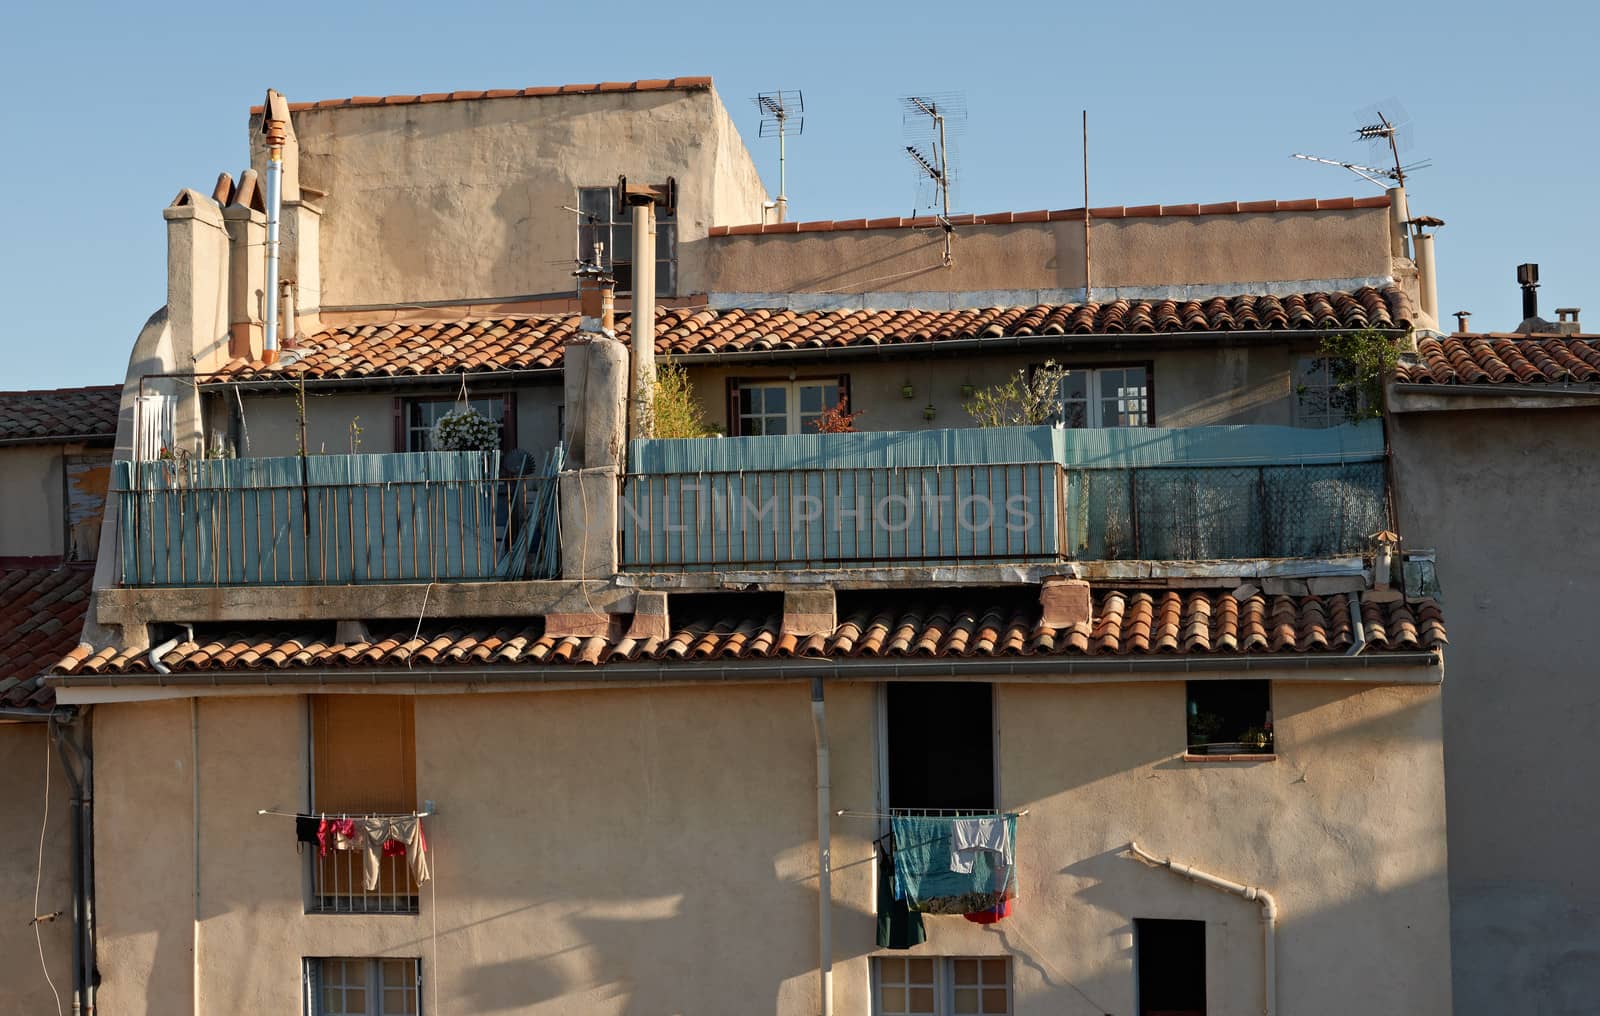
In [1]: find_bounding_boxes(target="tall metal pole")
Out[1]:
[776,110,788,224]
[936,109,952,266]
[1082,109,1092,302]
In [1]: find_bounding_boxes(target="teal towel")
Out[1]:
[891,814,1017,913]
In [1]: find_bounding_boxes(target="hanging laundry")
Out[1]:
[317,818,359,857]
[963,894,1014,925]
[382,839,407,857]
[876,843,927,950]
[891,814,1018,915]
[358,815,430,891]
[950,816,1011,874]
[295,815,320,852]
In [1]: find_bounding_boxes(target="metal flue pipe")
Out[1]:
[629,201,656,442]
[261,90,289,365]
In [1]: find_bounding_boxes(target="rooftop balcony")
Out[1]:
[620,423,1388,573]
[112,450,560,587]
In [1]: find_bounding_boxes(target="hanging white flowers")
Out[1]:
[431,406,500,451]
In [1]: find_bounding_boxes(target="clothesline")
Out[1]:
[836,807,1029,819]
[256,808,434,819]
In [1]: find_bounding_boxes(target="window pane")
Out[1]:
[1060,370,1089,402]
[878,957,906,982]
[908,986,936,1013]
[655,222,677,261]
[906,957,934,983]
[579,187,611,221]
[980,958,1008,985]
[880,986,906,1011]
[764,386,787,415]
[955,987,981,1014]
[953,958,980,985]
[981,987,1009,1014]
[611,224,633,269]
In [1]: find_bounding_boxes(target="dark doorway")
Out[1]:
[1135,918,1206,1016]
[886,682,994,811]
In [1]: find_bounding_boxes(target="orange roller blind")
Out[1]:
[311,695,416,813]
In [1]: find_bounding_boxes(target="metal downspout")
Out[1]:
[80,712,96,1015]
[1128,842,1277,1016]
[1345,591,1368,657]
[50,711,84,1016]
[810,678,833,1016]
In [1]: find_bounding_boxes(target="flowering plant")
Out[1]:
[431,406,500,451]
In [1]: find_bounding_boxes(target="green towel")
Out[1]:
[890,815,1017,914]
[876,847,926,949]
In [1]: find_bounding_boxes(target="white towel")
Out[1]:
[950,817,1010,874]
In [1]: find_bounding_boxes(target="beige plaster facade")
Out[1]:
[687,207,1398,303]
[0,723,74,1016]
[79,670,1450,1016]
[1389,400,1600,1015]
[251,86,769,315]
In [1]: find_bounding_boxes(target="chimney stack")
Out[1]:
[1555,308,1582,333]
[1517,263,1540,322]
[1454,310,1471,334]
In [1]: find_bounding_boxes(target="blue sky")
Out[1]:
[1,0,1593,389]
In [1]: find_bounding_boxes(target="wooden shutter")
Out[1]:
[311,695,416,813]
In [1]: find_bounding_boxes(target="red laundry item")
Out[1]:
[964,895,1014,924]
[317,818,358,857]
[382,839,406,857]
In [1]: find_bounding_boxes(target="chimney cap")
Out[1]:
[1517,263,1540,286]
[1408,215,1445,229]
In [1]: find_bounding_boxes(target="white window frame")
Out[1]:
[871,956,1013,1016]
[404,395,510,453]
[1057,365,1150,428]
[734,379,840,436]
[1293,354,1360,428]
[305,957,420,1016]
[576,186,677,296]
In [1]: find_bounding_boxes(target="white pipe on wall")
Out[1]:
[1127,841,1278,1016]
[810,679,833,1016]
[629,202,656,443]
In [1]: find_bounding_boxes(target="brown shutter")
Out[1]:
[311,695,416,813]
[726,377,741,436]
[393,398,406,453]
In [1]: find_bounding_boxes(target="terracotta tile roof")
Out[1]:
[0,567,93,710]
[209,287,1410,382]
[710,196,1393,235]
[250,76,713,114]
[1397,333,1600,385]
[52,590,1443,677]
[0,385,119,446]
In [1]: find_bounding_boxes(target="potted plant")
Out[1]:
[431,406,501,451]
[923,403,937,421]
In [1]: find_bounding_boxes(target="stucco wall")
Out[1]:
[0,445,63,558]
[685,208,1395,297]
[89,675,1449,1015]
[1390,405,1600,1015]
[219,386,564,459]
[686,342,1311,434]
[0,723,74,1016]
[272,88,768,311]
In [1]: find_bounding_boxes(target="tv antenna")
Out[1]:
[754,90,803,223]
[1291,101,1430,190]
[559,204,608,270]
[901,93,965,266]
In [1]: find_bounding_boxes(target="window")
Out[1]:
[1135,919,1205,1016]
[1294,355,1360,428]
[306,957,419,1016]
[728,377,845,436]
[887,682,995,812]
[874,957,1011,1015]
[1057,365,1150,428]
[310,695,418,913]
[1186,680,1272,756]
[400,395,514,453]
[577,186,677,296]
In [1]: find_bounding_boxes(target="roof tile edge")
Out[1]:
[712,194,1392,236]
[249,76,715,114]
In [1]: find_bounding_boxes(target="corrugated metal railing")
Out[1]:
[620,460,1388,570]
[621,462,1065,569]
[115,451,562,586]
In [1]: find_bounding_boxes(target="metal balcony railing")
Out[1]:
[311,839,419,916]
[113,450,561,586]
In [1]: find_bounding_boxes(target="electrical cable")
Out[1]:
[34,727,64,1016]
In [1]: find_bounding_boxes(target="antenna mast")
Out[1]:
[755,90,804,223]
[902,94,965,266]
